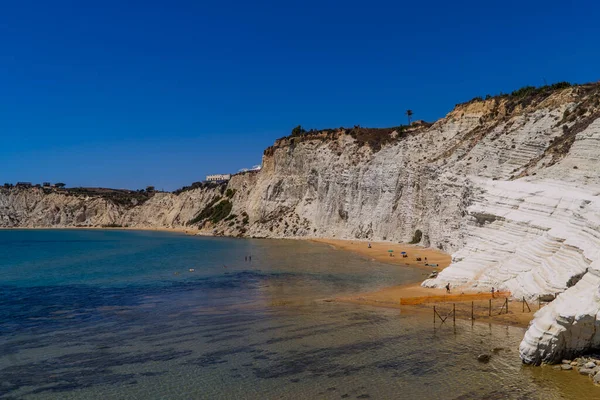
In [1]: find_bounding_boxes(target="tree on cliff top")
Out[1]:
[406,110,413,125]
[291,125,306,136]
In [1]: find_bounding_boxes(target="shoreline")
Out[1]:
[331,282,535,328]
[312,238,534,329]
[0,226,200,235]
[0,229,535,328]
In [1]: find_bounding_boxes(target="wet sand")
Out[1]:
[313,238,535,328]
[334,282,536,328]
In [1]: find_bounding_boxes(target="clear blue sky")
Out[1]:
[1,0,598,191]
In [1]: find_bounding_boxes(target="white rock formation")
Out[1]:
[423,108,600,364]
[519,267,600,364]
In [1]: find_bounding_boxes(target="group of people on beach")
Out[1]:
[444,283,497,297]
[244,255,252,262]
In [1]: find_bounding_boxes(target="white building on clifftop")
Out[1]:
[206,174,231,183]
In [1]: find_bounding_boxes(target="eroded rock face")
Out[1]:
[2,84,600,364]
[519,268,600,365]
[0,186,224,230]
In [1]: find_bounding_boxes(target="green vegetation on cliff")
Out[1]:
[187,197,233,225]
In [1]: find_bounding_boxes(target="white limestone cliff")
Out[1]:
[519,266,600,364]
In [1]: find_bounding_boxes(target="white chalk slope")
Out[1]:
[425,115,600,364]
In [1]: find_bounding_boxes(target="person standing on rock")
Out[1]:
[446,283,451,293]
[491,287,495,298]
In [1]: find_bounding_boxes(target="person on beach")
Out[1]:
[445,283,451,293]
[368,243,371,248]
[249,255,252,262]
[491,287,495,298]
[245,256,247,262]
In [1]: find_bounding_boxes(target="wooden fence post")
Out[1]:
[489,299,492,316]
[523,297,531,313]
[453,303,456,325]
[471,301,474,321]
[433,305,436,325]
[506,298,508,314]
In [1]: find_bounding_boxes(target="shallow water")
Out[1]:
[0,230,597,399]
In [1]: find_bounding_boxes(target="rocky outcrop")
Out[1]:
[519,267,600,365]
[0,185,225,230]
[3,82,600,364]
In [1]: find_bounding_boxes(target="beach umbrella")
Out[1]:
[388,250,394,252]
[401,251,406,254]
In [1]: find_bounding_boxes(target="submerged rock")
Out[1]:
[578,368,595,376]
[560,364,573,370]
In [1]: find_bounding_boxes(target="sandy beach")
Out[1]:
[311,238,452,270]
[334,282,535,328]
[314,238,535,328]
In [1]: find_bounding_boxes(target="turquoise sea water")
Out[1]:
[0,230,597,399]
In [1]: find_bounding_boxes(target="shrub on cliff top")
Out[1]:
[291,125,306,136]
[459,81,574,107]
[173,181,205,195]
[348,126,406,152]
[65,187,152,207]
[510,86,537,98]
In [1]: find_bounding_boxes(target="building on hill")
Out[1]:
[43,182,51,187]
[16,182,32,188]
[206,174,231,183]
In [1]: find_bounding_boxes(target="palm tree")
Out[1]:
[406,109,413,125]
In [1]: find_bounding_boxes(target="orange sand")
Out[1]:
[335,282,536,328]
[313,238,536,328]
[311,238,451,270]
